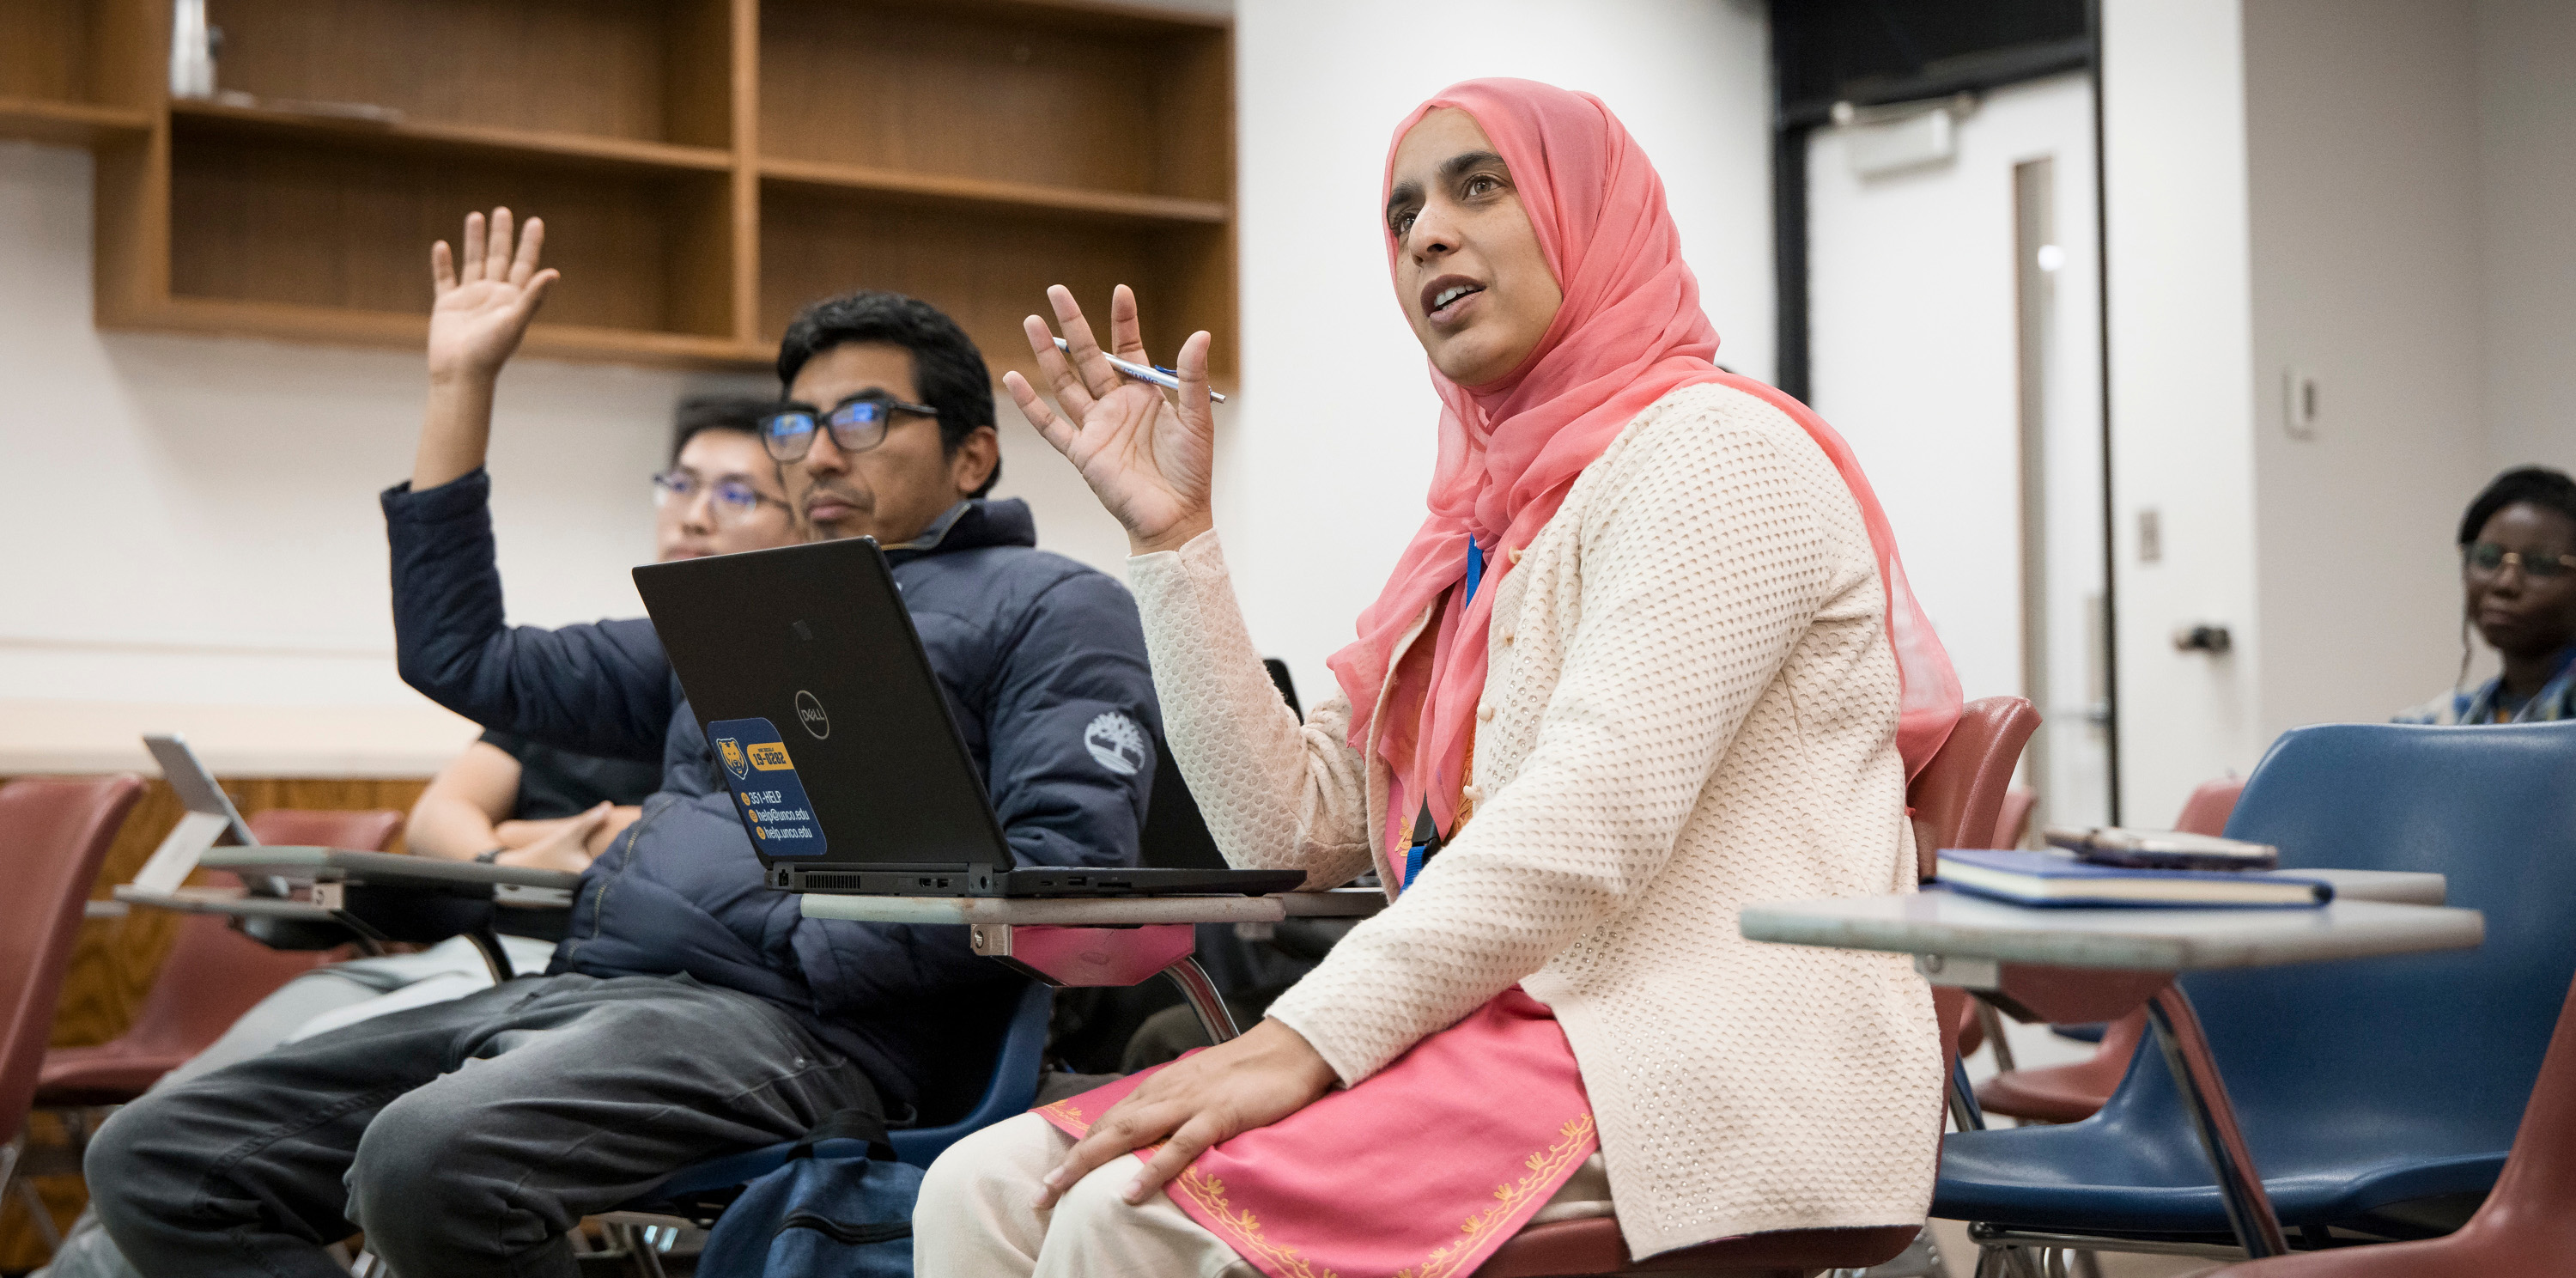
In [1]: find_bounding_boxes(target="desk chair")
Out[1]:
[1934,721,2576,1269]
[1468,695,2038,1278]
[0,775,145,1254]
[1977,777,2245,1123]
[33,808,402,1110]
[2198,971,2576,1277]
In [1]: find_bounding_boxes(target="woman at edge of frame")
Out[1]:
[2394,466,2576,726]
[916,76,1965,1277]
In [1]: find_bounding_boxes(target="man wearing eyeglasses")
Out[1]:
[86,210,1163,1278]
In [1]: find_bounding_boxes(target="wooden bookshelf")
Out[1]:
[8,0,1235,375]
[0,97,153,145]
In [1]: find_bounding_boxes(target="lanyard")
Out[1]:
[1404,538,1488,889]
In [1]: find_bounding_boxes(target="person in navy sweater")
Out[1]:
[88,210,1160,1278]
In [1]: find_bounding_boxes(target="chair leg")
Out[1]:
[14,1171,64,1252]
[462,927,515,983]
[1972,1238,2050,1278]
[1159,957,1242,1044]
[1972,1241,2010,1278]
[2143,985,2290,1257]
[1975,999,2017,1073]
[605,1220,671,1278]
[3,1131,64,1256]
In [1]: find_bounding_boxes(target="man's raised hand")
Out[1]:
[1004,284,1218,557]
[427,208,557,386]
[413,208,557,490]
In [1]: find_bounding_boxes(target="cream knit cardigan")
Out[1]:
[1127,381,1944,1258]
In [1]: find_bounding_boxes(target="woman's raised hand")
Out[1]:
[1005,285,1217,557]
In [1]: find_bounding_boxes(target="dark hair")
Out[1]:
[669,396,771,464]
[2457,466,2576,545]
[775,290,999,498]
[2450,466,2576,688]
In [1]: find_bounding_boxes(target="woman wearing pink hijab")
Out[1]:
[916,78,1963,1277]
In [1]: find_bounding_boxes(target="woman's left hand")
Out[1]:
[1040,1018,1338,1208]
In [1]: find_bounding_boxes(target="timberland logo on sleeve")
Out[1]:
[1084,712,1148,776]
[794,690,831,739]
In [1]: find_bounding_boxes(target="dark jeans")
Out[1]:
[86,972,872,1278]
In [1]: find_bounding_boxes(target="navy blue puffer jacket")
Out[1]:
[383,473,1157,1110]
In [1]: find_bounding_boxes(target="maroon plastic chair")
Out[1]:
[0,777,145,1208]
[1469,697,2039,1278]
[32,807,403,1107]
[2175,776,2247,840]
[1977,776,2245,1123]
[1995,787,2037,850]
[2202,971,2576,1276]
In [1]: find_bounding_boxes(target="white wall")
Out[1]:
[2100,0,2267,823]
[1224,0,1775,702]
[2244,0,2490,739]
[2476,0,2576,476]
[5,0,1774,772]
[0,139,1127,774]
[2100,0,2567,821]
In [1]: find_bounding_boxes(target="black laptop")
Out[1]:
[634,537,1305,898]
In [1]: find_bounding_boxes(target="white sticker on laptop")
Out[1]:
[1084,711,1148,776]
[708,716,828,855]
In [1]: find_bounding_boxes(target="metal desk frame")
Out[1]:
[1741,880,2480,1265]
[799,887,1387,1043]
[118,848,580,983]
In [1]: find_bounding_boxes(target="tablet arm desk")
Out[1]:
[117,848,580,983]
[799,888,1388,1043]
[1741,882,2480,1260]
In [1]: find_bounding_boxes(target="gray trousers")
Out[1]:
[85,972,872,1278]
[38,935,564,1278]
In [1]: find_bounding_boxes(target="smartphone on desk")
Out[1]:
[2041,825,2280,872]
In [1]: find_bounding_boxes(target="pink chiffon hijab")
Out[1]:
[1326,78,1961,847]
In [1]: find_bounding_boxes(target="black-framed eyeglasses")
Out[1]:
[758,392,939,462]
[2464,540,2576,580]
[651,468,789,526]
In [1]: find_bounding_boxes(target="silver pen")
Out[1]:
[1052,338,1228,404]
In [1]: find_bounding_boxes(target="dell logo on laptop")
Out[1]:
[794,690,830,739]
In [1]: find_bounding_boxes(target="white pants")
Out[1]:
[915,1113,1260,1278]
[914,1112,1616,1278]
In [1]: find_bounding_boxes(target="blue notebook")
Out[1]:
[1935,849,2334,910]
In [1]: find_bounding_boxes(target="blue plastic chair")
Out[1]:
[1933,721,2576,1250]
[644,979,1053,1201]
